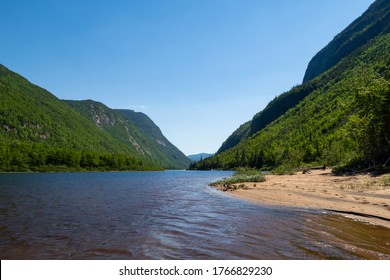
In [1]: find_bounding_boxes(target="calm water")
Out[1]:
[0,170,389,259]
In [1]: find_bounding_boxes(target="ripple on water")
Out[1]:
[0,171,389,259]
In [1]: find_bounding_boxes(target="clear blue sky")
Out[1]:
[1,0,374,155]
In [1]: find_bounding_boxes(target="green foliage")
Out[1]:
[0,141,161,172]
[381,175,390,186]
[210,168,266,186]
[193,33,390,172]
[249,82,317,137]
[65,101,191,169]
[216,121,251,154]
[346,77,390,164]
[271,165,298,176]
[116,109,191,168]
[0,65,189,171]
[213,0,390,153]
[303,0,390,82]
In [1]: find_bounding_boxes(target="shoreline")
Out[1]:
[213,169,390,229]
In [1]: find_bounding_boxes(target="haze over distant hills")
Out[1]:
[187,153,214,162]
[0,64,191,171]
[193,0,390,171]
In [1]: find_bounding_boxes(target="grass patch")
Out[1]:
[380,175,390,186]
[271,165,297,175]
[210,168,266,187]
[340,175,390,191]
[342,181,380,192]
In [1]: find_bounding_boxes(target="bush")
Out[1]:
[271,165,297,175]
[210,168,266,186]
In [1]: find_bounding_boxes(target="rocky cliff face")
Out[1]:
[116,109,191,169]
[194,0,390,170]
[214,0,390,155]
[0,63,191,171]
[303,0,390,83]
[64,101,191,169]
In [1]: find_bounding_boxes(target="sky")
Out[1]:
[1,0,374,155]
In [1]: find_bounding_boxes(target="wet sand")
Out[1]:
[213,169,390,228]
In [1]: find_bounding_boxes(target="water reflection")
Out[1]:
[0,171,389,259]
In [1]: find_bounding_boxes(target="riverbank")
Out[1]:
[213,169,390,228]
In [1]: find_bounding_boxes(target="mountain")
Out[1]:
[116,109,191,169]
[193,0,390,171]
[64,101,190,169]
[187,153,214,162]
[303,0,390,82]
[213,0,390,154]
[216,121,251,154]
[0,64,189,171]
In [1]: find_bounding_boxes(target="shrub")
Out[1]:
[210,168,266,186]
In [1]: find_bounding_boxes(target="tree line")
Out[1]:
[0,142,161,172]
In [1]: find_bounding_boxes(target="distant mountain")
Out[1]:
[116,109,191,169]
[187,153,214,162]
[65,101,191,169]
[194,0,390,171]
[0,64,190,171]
[115,109,163,138]
[117,109,191,168]
[303,0,390,82]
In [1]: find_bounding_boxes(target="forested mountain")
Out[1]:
[64,101,190,169]
[0,64,189,171]
[216,121,251,154]
[212,0,390,154]
[116,109,191,168]
[193,0,390,171]
[303,0,390,82]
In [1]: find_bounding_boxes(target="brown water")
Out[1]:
[0,171,389,259]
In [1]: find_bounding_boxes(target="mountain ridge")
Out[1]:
[214,0,390,155]
[0,64,190,171]
[65,101,191,169]
[194,0,390,171]
[303,0,390,82]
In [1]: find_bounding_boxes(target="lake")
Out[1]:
[0,170,389,259]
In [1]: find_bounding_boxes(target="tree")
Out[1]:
[348,77,390,164]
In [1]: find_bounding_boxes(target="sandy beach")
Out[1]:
[214,169,390,228]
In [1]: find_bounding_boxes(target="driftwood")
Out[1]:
[333,164,389,176]
[349,166,377,174]
[384,156,390,167]
[302,165,326,174]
